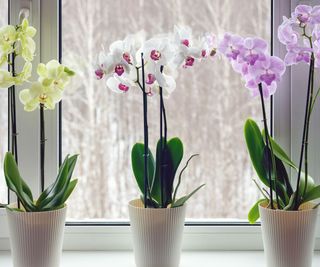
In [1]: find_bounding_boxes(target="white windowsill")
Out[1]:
[1,251,320,267]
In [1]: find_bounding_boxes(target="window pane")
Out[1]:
[62,0,271,220]
[0,0,8,204]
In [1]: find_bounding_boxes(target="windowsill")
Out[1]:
[1,251,320,267]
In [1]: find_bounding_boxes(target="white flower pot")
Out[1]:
[259,203,319,267]
[6,205,67,267]
[128,199,186,267]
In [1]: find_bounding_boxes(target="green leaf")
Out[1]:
[298,173,316,196]
[275,157,293,196]
[131,143,155,197]
[248,199,265,224]
[262,131,297,170]
[4,152,36,211]
[60,179,78,204]
[171,184,205,208]
[167,137,184,177]
[244,119,268,186]
[36,155,70,206]
[302,185,320,203]
[40,155,78,210]
[153,137,184,207]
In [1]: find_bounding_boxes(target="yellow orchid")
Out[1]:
[14,62,32,85]
[19,81,63,111]
[0,25,17,66]
[37,60,75,91]
[0,69,14,88]
[16,18,36,62]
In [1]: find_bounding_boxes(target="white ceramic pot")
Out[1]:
[128,199,186,267]
[6,206,67,267]
[259,203,319,267]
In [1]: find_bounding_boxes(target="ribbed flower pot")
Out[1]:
[128,199,186,267]
[259,203,319,267]
[6,206,67,267]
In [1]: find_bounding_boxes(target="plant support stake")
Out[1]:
[40,103,45,192]
[141,53,149,208]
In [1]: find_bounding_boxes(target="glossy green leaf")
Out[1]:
[244,119,268,186]
[262,131,297,170]
[153,138,184,207]
[131,143,155,197]
[171,184,205,208]
[4,152,36,211]
[302,185,320,203]
[36,155,70,206]
[298,172,315,196]
[167,137,184,177]
[248,199,265,224]
[41,155,78,210]
[275,157,293,196]
[60,179,78,204]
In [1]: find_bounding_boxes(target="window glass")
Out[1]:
[0,0,8,204]
[62,0,271,220]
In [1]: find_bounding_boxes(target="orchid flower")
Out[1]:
[14,62,32,85]
[19,81,63,111]
[37,60,75,91]
[218,33,244,62]
[172,26,205,68]
[0,25,17,66]
[19,60,75,111]
[0,69,15,88]
[16,18,37,62]
[245,55,286,98]
[278,5,320,68]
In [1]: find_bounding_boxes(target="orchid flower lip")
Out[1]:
[118,83,129,92]
[150,50,161,61]
[115,64,125,76]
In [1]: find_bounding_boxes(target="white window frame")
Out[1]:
[0,0,320,251]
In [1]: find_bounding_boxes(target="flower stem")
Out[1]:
[9,50,20,208]
[159,65,168,208]
[141,53,149,208]
[40,104,46,192]
[294,56,314,209]
[258,84,274,209]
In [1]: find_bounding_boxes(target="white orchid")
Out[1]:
[142,36,175,66]
[172,25,206,68]
[95,32,144,80]
[106,73,135,93]
[0,25,17,66]
[19,81,63,111]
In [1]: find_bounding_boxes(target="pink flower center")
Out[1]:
[297,13,309,24]
[123,52,132,64]
[146,73,156,85]
[296,51,310,63]
[229,48,240,60]
[244,53,259,65]
[95,69,104,80]
[118,83,129,92]
[115,65,125,76]
[260,72,276,86]
[181,39,190,47]
[150,50,161,61]
[184,56,195,67]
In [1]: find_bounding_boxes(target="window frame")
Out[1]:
[0,0,320,251]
